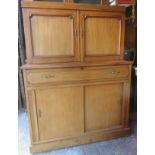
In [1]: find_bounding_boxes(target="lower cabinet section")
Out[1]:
[24,65,131,153]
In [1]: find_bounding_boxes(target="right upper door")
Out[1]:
[80,11,125,62]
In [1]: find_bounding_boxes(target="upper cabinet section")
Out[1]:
[21,2,125,64]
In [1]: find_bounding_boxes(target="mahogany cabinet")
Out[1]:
[21,1,132,153]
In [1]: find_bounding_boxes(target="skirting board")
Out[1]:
[30,128,130,153]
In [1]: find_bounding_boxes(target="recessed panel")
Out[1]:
[31,15,74,57]
[85,83,123,131]
[35,87,84,140]
[85,17,121,56]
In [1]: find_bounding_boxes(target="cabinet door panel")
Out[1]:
[23,9,79,63]
[35,86,84,141]
[31,16,74,57]
[80,11,125,61]
[85,83,124,132]
[85,18,120,55]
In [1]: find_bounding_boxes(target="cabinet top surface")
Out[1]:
[21,1,125,12]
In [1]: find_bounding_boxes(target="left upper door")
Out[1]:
[22,9,79,64]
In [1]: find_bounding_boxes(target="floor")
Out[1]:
[18,109,137,155]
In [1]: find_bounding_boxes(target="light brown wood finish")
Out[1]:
[85,83,123,131]
[31,16,74,56]
[21,1,132,153]
[21,61,133,69]
[26,65,129,85]
[22,1,125,64]
[30,128,130,153]
[35,86,84,140]
[27,90,40,142]
[80,11,125,61]
[21,1,126,12]
[85,17,121,55]
[23,63,132,152]
[23,9,79,63]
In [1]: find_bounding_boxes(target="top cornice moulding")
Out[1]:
[21,1,126,12]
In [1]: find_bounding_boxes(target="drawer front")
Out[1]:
[26,66,129,84]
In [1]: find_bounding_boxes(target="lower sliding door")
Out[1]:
[35,86,84,141]
[28,81,129,143]
[85,82,126,132]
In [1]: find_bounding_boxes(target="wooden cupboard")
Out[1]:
[22,2,125,63]
[21,1,132,153]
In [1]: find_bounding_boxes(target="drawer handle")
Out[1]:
[41,75,55,79]
[111,71,120,74]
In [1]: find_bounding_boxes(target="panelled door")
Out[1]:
[34,86,84,141]
[84,82,127,132]
[80,11,125,62]
[23,9,79,64]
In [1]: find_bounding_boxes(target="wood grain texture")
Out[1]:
[23,64,132,152]
[27,90,39,142]
[31,15,74,56]
[124,65,132,127]
[21,1,132,153]
[80,11,125,62]
[26,65,129,85]
[23,71,34,143]
[21,1,126,12]
[85,83,123,131]
[30,128,130,153]
[85,17,121,55]
[35,86,84,141]
[21,61,133,69]
[22,8,80,63]
[22,2,125,63]
[22,9,33,63]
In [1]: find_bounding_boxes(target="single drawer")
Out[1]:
[26,66,129,84]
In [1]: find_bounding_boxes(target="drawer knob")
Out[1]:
[41,75,55,79]
[112,71,120,74]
